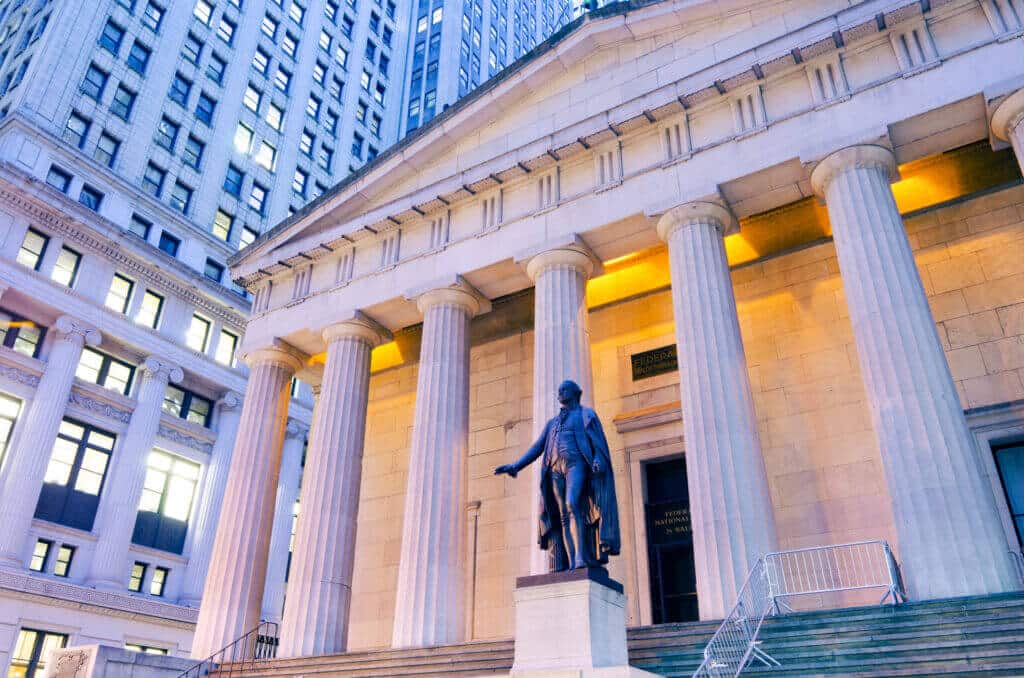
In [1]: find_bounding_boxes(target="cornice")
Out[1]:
[0,172,247,329]
[158,415,216,455]
[0,569,198,626]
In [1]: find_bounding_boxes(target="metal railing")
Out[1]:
[692,540,904,678]
[177,622,279,678]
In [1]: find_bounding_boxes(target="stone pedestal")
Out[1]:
[510,568,660,678]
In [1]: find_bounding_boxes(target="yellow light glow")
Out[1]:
[370,341,405,373]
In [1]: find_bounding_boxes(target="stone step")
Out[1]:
[760,610,1024,641]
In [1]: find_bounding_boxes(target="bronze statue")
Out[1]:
[496,380,620,571]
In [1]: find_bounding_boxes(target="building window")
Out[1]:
[299,131,314,156]
[142,2,165,32]
[45,165,71,193]
[254,141,276,172]
[204,258,224,282]
[215,329,238,366]
[193,0,213,25]
[105,273,134,314]
[111,85,136,120]
[182,135,204,169]
[212,210,233,241]
[81,63,107,100]
[265,102,283,130]
[51,246,81,287]
[136,290,164,329]
[95,132,120,168]
[292,168,307,196]
[156,232,179,258]
[142,163,166,197]
[994,441,1024,547]
[186,314,211,353]
[243,84,261,112]
[239,227,258,250]
[64,112,90,148]
[168,72,191,106]
[248,183,268,214]
[154,116,179,150]
[233,122,254,154]
[0,392,23,464]
[282,32,297,58]
[223,165,244,197]
[126,40,151,75]
[252,47,270,75]
[217,16,236,45]
[169,182,193,214]
[76,347,135,395]
[351,132,364,159]
[206,53,227,84]
[29,539,50,571]
[126,644,168,655]
[78,185,104,212]
[195,93,216,125]
[274,66,291,94]
[9,629,66,678]
[128,214,152,240]
[36,419,115,531]
[53,545,75,577]
[99,20,124,55]
[163,385,213,427]
[261,14,278,39]
[128,562,146,591]
[182,32,203,64]
[133,450,200,554]
[16,228,48,271]
[150,566,168,596]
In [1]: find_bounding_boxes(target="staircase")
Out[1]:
[209,592,1024,677]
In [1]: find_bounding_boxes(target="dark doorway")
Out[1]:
[644,457,698,623]
[993,441,1024,548]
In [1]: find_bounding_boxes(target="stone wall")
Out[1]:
[345,182,1024,648]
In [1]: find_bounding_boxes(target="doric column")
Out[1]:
[260,419,309,624]
[87,357,183,589]
[191,343,304,659]
[523,245,599,574]
[811,145,1019,599]
[392,282,488,648]
[992,89,1024,175]
[656,203,777,619]
[179,392,243,607]
[278,314,390,658]
[0,316,100,568]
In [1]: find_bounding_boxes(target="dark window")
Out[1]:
[45,165,71,192]
[994,441,1024,548]
[63,113,90,148]
[142,163,165,197]
[110,85,136,120]
[169,181,192,214]
[99,20,124,55]
[126,40,151,74]
[223,164,243,197]
[206,53,226,83]
[81,63,107,100]
[203,258,223,282]
[35,419,115,531]
[195,92,216,125]
[182,135,204,169]
[95,132,120,167]
[158,231,179,256]
[133,450,200,554]
[78,185,103,211]
[182,32,202,63]
[9,629,67,677]
[128,214,151,239]
[168,72,191,106]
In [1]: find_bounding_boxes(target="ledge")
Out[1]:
[613,401,682,433]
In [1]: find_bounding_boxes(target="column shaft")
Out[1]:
[657,203,777,619]
[392,289,478,648]
[526,249,596,574]
[992,89,1024,175]
[812,145,1018,598]
[0,317,100,567]
[261,420,307,623]
[278,316,386,657]
[178,393,243,606]
[88,357,183,588]
[191,347,300,658]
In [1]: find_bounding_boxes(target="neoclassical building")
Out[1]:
[197,0,1024,661]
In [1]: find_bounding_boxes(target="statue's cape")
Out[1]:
[535,407,621,560]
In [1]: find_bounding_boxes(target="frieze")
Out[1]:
[158,424,214,454]
[68,391,132,424]
[0,362,40,387]
[0,569,198,625]
[0,179,247,329]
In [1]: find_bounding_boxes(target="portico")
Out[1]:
[195,0,1024,659]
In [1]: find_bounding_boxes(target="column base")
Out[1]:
[510,568,661,677]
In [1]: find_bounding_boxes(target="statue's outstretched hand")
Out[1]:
[494,464,518,478]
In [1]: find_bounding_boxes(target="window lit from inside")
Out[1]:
[36,420,115,531]
[8,629,66,678]
[133,450,200,554]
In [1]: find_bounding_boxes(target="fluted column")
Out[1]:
[191,343,304,658]
[261,419,309,624]
[992,89,1024,175]
[392,283,487,648]
[0,316,100,568]
[88,357,184,589]
[657,203,777,620]
[811,145,1019,599]
[179,392,243,607]
[278,314,390,657]
[524,246,598,574]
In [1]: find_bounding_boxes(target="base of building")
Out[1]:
[510,567,661,677]
[43,645,196,678]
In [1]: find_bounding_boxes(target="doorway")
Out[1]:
[644,457,698,623]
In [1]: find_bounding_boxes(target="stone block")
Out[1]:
[943,311,1004,349]
[962,372,1024,408]
[963,273,1024,312]
[926,254,986,295]
[43,645,195,678]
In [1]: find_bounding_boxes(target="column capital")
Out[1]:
[409,276,491,317]
[524,247,600,282]
[285,418,309,440]
[991,89,1024,142]
[810,144,897,197]
[218,391,243,412]
[656,202,736,242]
[54,316,101,348]
[323,311,392,347]
[240,339,307,372]
[142,356,184,385]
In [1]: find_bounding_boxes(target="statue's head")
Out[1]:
[557,380,583,407]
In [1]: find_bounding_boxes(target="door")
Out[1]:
[644,457,699,623]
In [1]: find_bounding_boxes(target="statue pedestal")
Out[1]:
[510,568,661,677]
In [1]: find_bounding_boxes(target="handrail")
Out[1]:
[692,540,904,677]
[177,621,279,678]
